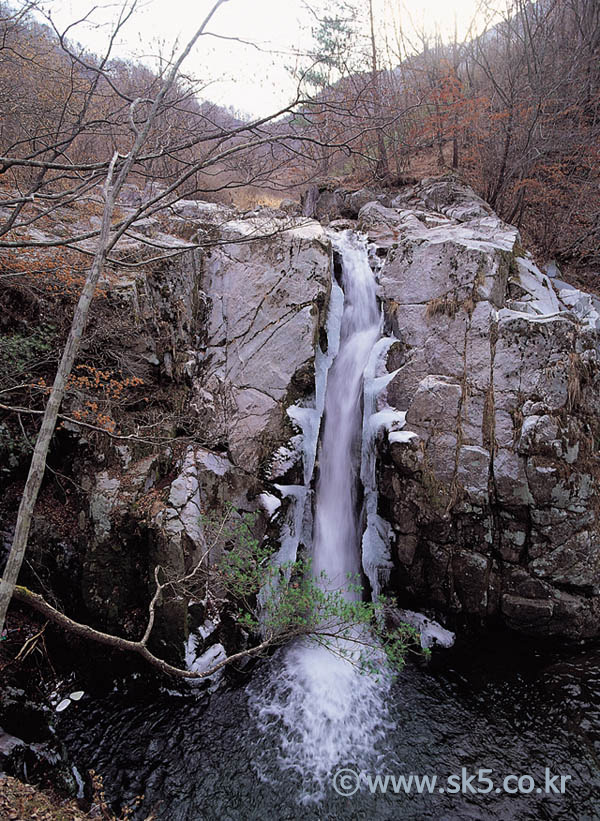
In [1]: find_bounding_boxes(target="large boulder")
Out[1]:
[302,184,394,221]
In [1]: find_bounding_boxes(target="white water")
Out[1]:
[249,232,394,798]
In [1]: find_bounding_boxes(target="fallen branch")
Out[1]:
[9,583,275,680]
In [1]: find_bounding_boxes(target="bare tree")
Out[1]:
[0,0,236,634]
[368,0,389,178]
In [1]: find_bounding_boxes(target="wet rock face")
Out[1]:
[81,444,259,662]
[364,176,600,639]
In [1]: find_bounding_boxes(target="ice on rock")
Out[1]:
[371,368,400,397]
[388,430,419,445]
[558,288,600,328]
[197,616,220,642]
[184,632,202,669]
[258,485,312,620]
[270,485,312,567]
[284,275,344,487]
[314,278,344,413]
[369,409,407,436]
[361,492,393,599]
[259,492,281,518]
[185,637,227,684]
[72,766,85,799]
[362,335,405,420]
[513,257,561,315]
[287,405,322,486]
[397,609,455,649]
[504,253,600,330]
[185,622,227,691]
[268,435,303,481]
[361,336,407,491]
[296,266,344,485]
[361,408,408,500]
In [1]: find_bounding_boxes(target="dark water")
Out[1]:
[59,633,600,821]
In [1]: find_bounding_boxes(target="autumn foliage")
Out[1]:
[0,247,90,299]
[297,0,600,277]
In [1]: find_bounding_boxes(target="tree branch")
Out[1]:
[9,582,275,680]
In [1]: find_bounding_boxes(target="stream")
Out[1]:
[59,638,600,820]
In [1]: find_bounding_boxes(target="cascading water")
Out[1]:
[311,233,381,593]
[249,232,393,799]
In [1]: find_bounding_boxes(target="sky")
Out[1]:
[40,0,499,118]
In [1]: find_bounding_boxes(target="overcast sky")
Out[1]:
[41,0,497,118]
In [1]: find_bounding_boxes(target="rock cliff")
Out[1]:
[360,177,600,638]
[3,176,599,659]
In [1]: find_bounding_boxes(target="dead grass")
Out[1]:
[426,293,460,319]
[567,352,583,412]
[0,772,154,821]
[482,384,496,452]
[0,774,87,821]
[406,145,452,180]
[229,187,285,210]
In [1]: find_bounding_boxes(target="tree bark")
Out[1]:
[368,0,389,180]
[9,584,275,679]
[0,153,118,634]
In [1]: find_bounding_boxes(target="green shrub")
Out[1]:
[0,323,57,383]
[201,507,427,676]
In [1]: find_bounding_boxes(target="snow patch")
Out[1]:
[388,430,419,445]
[268,435,303,481]
[397,609,455,649]
[270,485,312,567]
[184,633,227,687]
[287,405,322,485]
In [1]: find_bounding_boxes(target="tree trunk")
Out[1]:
[369,0,389,180]
[10,584,275,679]
[0,0,231,636]
[0,154,118,634]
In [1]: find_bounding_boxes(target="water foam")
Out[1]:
[248,635,393,800]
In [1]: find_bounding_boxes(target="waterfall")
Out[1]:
[311,231,381,593]
[249,232,393,799]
